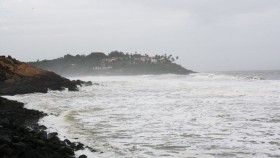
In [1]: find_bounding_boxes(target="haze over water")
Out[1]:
[6,71,280,158]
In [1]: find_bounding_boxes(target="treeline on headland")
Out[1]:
[29,51,194,76]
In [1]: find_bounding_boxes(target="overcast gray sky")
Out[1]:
[1,0,280,71]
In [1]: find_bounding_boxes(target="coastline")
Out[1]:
[0,96,93,158]
[0,55,96,157]
[0,56,198,157]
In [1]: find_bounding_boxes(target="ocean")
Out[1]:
[5,70,280,158]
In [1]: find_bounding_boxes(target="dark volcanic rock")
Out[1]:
[78,155,88,158]
[72,80,93,87]
[0,56,79,95]
[0,96,92,158]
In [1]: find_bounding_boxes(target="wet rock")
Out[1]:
[24,149,42,158]
[0,118,10,125]
[30,139,46,146]
[58,146,74,155]
[37,131,48,141]
[0,135,11,144]
[85,81,93,86]
[72,80,93,87]
[73,142,85,151]
[47,132,58,140]
[93,83,100,86]
[63,140,85,151]
[64,139,72,145]
[12,142,29,151]
[35,147,63,158]
[0,97,89,158]
[0,144,13,156]
[78,155,88,158]
[47,136,61,146]
[86,146,97,152]
[12,136,21,143]
[18,126,33,135]
[39,125,47,130]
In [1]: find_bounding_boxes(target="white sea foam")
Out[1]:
[5,73,280,158]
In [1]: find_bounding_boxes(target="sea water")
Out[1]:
[5,71,280,158]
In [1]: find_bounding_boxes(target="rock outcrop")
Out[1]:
[0,96,91,158]
[0,56,89,95]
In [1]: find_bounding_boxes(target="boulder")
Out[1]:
[47,132,58,140]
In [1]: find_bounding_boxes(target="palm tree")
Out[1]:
[168,55,172,60]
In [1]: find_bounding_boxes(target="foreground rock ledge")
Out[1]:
[0,55,91,95]
[0,96,91,158]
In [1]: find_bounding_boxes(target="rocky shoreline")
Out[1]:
[0,96,95,158]
[0,56,94,157]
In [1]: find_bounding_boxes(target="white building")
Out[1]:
[150,57,157,63]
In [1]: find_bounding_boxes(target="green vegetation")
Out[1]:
[29,51,194,76]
